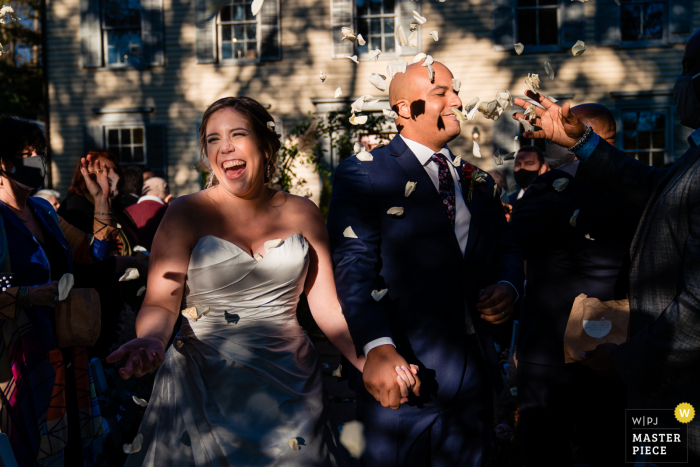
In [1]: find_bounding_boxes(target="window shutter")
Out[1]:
[330,0,354,58]
[397,0,420,56]
[194,0,217,63]
[80,0,102,68]
[145,125,167,178]
[596,0,620,46]
[492,0,514,51]
[83,125,103,153]
[260,0,281,61]
[561,0,584,47]
[141,0,165,66]
[669,0,693,44]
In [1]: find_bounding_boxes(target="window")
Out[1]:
[596,0,693,46]
[620,0,664,42]
[218,0,259,61]
[102,0,144,66]
[621,109,669,167]
[515,0,559,47]
[106,126,147,165]
[356,0,396,55]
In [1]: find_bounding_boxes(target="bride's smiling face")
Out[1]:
[206,107,265,197]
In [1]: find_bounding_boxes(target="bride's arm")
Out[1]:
[107,198,197,378]
[300,200,366,373]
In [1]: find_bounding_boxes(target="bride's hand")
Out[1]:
[396,364,420,404]
[106,337,166,379]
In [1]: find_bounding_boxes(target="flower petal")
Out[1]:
[429,30,438,41]
[493,149,504,166]
[545,95,558,103]
[251,0,264,16]
[503,151,516,161]
[119,268,140,282]
[341,27,356,42]
[523,104,537,121]
[452,155,462,167]
[289,438,300,451]
[514,43,524,55]
[137,286,146,297]
[404,181,417,197]
[334,87,342,98]
[351,97,365,114]
[387,206,405,216]
[345,55,359,64]
[451,107,467,121]
[570,209,580,227]
[408,30,418,48]
[356,151,373,161]
[412,11,427,24]
[349,113,368,125]
[319,71,326,82]
[371,289,388,301]
[132,396,148,407]
[544,61,555,80]
[343,226,358,238]
[413,52,427,64]
[368,48,382,60]
[340,420,367,457]
[58,273,74,301]
[473,141,482,158]
[332,364,343,377]
[585,233,595,241]
[369,73,386,91]
[571,40,586,57]
[524,73,541,94]
[425,62,434,81]
[123,433,143,454]
[353,142,364,153]
[382,108,398,119]
[357,33,366,46]
[395,24,408,47]
[452,78,461,92]
[552,178,569,192]
[518,117,533,132]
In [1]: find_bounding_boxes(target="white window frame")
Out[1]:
[355,0,399,60]
[513,0,563,53]
[101,0,144,68]
[618,106,672,167]
[217,0,262,65]
[105,125,148,166]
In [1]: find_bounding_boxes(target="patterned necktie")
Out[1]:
[432,153,456,228]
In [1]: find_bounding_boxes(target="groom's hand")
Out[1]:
[363,344,420,410]
[476,283,517,325]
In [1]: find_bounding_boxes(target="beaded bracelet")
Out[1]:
[568,126,593,153]
[94,211,113,216]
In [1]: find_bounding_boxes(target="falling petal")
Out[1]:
[425,63,434,81]
[514,136,519,141]
[133,245,147,252]
[353,142,364,153]
[452,78,461,92]
[518,117,534,132]
[123,433,143,454]
[553,178,570,192]
[387,59,407,78]
[477,100,503,120]
[369,73,386,91]
[351,97,365,114]
[289,438,300,451]
[493,149,504,166]
[253,253,263,262]
[383,108,398,119]
[544,61,555,80]
[334,87,342,98]
[132,395,148,407]
[319,71,326,82]
[514,43,524,55]
[496,91,513,110]
[570,209,580,227]
[404,181,417,197]
[466,104,480,120]
[452,155,462,167]
[387,207,405,216]
[371,289,388,301]
[585,233,595,241]
[357,34,366,46]
[451,107,467,121]
[408,30,418,48]
[571,40,586,57]
[341,27,356,42]
[340,421,366,458]
[119,268,140,282]
[396,24,408,47]
[332,364,343,377]
[267,121,275,132]
[356,151,373,161]
[343,226,358,238]
[545,95,558,103]
[473,141,482,158]
[264,238,283,250]
[58,273,74,302]
[524,73,541,94]
[429,30,438,41]
[349,113,368,125]
[368,48,381,61]
[412,11,427,24]
[182,305,210,321]
[465,97,479,112]
[345,55,359,64]
[413,53,427,64]
[251,0,264,16]
[523,104,537,121]
[422,54,433,66]
[503,151,516,161]
[175,339,183,348]
[493,184,498,197]
[137,286,146,296]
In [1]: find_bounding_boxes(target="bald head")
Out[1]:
[571,103,616,145]
[389,62,445,107]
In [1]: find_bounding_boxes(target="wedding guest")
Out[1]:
[510,103,640,466]
[125,177,169,251]
[512,28,700,462]
[119,165,144,208]
[0,116,118,465]
[142,167,155,181]
[508,146,549,205]
[34,188,61,209]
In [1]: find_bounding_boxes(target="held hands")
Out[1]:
[477,283,517,325]
[580,343,619,379]
[28,281,59,307]
[79,155,111,209]
[363,344,421,409]
[106,336,166,379]
[512,91,587,147]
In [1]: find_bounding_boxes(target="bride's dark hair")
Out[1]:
[198,97,280,188]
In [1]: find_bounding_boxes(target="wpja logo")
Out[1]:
[626,404,694,463]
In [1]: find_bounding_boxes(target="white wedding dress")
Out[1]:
[125,233,343,466]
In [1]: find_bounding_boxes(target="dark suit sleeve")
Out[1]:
[327,160,392,357]
[575,138,671,212]
[610,177,700,391]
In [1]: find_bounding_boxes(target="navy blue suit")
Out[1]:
[328,135,524,466]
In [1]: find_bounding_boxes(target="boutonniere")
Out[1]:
[461,162,488,201]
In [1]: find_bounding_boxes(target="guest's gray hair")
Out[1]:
[35,189,60,201]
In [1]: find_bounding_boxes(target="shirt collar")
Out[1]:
[137,195,165,205]
[399,134,452,166]
[688,127,700,148]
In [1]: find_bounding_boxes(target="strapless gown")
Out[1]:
[125,233,343,466]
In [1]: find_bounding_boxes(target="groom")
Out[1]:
[328,61,524,466]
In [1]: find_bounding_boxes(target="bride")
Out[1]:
[107,97,417,466]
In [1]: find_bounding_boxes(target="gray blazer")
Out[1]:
[576,137,700,455]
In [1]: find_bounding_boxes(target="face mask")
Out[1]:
[514,168,540,189]
[545,140,576,169]
[3,155,46,190]
[673,72,700,129]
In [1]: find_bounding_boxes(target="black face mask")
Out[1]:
[545,140,576,169]
[3,155,46,190]
[514,168,539,189]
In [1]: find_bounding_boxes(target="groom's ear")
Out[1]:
[395,100,412,120]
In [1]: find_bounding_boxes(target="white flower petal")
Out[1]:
[503,151,516,161]
[585,233,595,241]
[477,100,502,120]
[123,433,143,454]
[349,113,368,125]
[514,43,524,55]
[382,108,398,119]
[357,33,366,46]
[132,395,148,407]
[452,155,462,167]
[387,206,405,216]
[493,149,504,166]
[524,73,541,94]
[251,0,264,16]
[451,107,467,121]
[334,87,342,98]
[552,178,570,192]
[343,226,358,238]
[523,104,537,121]
[473,141,482,158]
[425,62,434,81]
[137,286,146,296]
[119,268,140,282]
[496,91,513,110]
[371,289,388,301]
[544,61,555,80]
[369,73,386,91]
[422,54,433,66]
[408,30,418,48]
[345,55,359,64]
[351,97,365,114]
[493,184,498,197]
[267,121,275,131]
[353,142,364,153]
[413,53,427,64]
[356,151,373,161]
[253,253,263,262]
[319,71,326,82]
[332,364,343,377]
[429,30,438,41]
[133,245,147,252]
[340,421,366,458]
[368,48,382,61]
[452,78,461,92]
[386,59,407,78]
[571,40,586,57]
[412,11,427,24]
[58,273,74,302]
[264,238,283,250]
[518,117,534,132]
[395,24,408,47]
[570,209,580,227]
[289,438,300,451]
[404,181,417,197]
[341,27,356,42]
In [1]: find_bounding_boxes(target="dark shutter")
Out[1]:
[146,125,167,179]
[83,125,103,153]
[330,0,354,58]
[397,0,420,56]
[596,0,621,46]
[260,0,281,61]
[80,0,102,68]
[669,0,693,44]
[492,0,514,51]
[141,0,165,66]
[561,1,585,47]
[194,0,217,64]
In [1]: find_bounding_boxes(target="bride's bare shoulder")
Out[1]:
[270,189,321,217]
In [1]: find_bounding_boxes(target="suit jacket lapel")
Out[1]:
[452,156,483,261]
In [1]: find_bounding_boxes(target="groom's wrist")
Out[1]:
[363,337,396,357]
